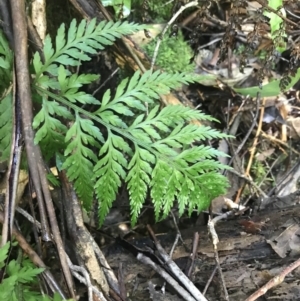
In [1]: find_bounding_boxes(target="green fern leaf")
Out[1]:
[95,71,203,128]
[0,31,13,89]
[0,242,10,268]
[0,89,13,163]
[33,19,146,78]
[29,14,231,227]
[0,31,13,164]
[35,68,230,225]
[0,275,17,299]
[7,260,44,283]
[57,65,99,104]
[94,131,131,224]
[63,111,104,210]
[126,146,154,225]
[33,96,71,159]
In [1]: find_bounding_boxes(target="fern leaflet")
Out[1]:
[0,88,13,164]
[33,18,146,80]
[0,31,13,164]
[62,111,104,209]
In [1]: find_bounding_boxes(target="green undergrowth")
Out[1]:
[0,241,73,301]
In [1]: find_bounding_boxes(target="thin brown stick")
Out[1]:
[228,169,268,198]
[10,0,51,243]
[245,257,300,301]
[207,217,229,301]
[147,225,208,301]
[137,253,198,301]
[9,0,75,297]
[202,266,218,296]
[261,132,300,156]
[246,97,266,176]
[186,232,199,278]
[235,96,265,203]
[1,82,22,246]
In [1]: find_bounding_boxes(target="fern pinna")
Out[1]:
[0,30,13,165]
[10,18,229,225]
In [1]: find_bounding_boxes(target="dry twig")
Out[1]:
[245,257,300,301]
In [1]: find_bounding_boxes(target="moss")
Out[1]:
[143,30,195,73]
[131,0,173,22]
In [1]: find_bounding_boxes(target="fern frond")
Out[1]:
[62,111,104,209]
[57,65,100,104]
[94,131,131,224]
[35,69,230,225]
[0,88,13,163]
[7,260,44,283]
[126,146,154,225]
[33,18,146,79]
[0,31,13,164]
[0,31,13,90]
[0,242,10,267]
[30,16,231,225]
[96,71,204,125]
[32,96,72,159]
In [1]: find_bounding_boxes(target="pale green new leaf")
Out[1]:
[234,67,300,97]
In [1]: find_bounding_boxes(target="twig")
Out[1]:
[91,238,120,295]
[245,257,300,301]
[202,266,218,296]
[1,80,22,246]
[170,210,184,244]
[59,171,109,294]
[147,225,207,301]
[235,95,265,203]
[118,263,127,301]
[169,233,180,258]
[66,256,108,301]
[186,232,199,278]
[137,253,198,301]
[247,97,268,176]
[261,132,300,156]
[15,206,42,229]
[151,1,198,71]
[10,0,75,297]
[207,217,229,301]
[228,169,268,198]
[228,95,259,166]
